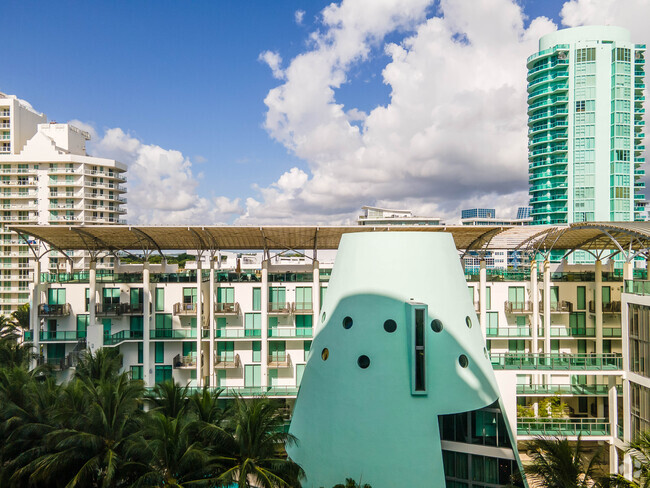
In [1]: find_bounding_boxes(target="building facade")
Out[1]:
[527,26,646,225]
[357,205,443,226]
[0,93,127,313]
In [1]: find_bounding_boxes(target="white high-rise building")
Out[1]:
[0,92,127,313]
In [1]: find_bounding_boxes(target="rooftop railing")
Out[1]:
[517,417,610,436]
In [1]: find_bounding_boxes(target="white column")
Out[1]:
[30,259,41,369]
[472,262,480,339]
[543,258,551,355]
[142,261,151,387]
[595,259,603,355]
[623,260,633,282]
[261,260,269,388]
[196,258,203,386]
[89,260,97,329]
[209,257,215,387]
[312,260,320,334]
[531,259,539,354]
[608,379,618,473]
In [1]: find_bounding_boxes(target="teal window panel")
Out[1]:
[296,286,312,308]
[216,317,227,329]
[603,286,611,305]
[217,341,234,361]
[183,287,197,304]
[182,342,197,356]
[102,287,120,305]
[486,312,498,328]
[244,365,261,387]
[577,286,586,310]
[217,287,235,303]
[252,341,261,362]
[485,287,491,310]
[252,288,261,311]
[130,365,143,380]
[155,314,172,330]
[48,288,66,305]
[268,316,278,329]
[217,370,226,387]
[155,342,164,363]
[304,340,311,361]
[155,365,172,384]
[516,316,526,327]
[155,288,164,312]
[269,287,286,304]
[244,313,261,330]
[102,318,111,336]
[76,315,89,337]
[85,288,90,312]
[296,363,306,386]
[130,315,143,332]
[137,342,143,363]
[130,288,143,307]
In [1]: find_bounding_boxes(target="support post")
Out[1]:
[312,260,320,334]
[596,259,603,355]
[143,261,151,387]
[479,258,487,338]
[543,258,551,355]
[196,258,203,387]
[608,379,619,474]
[261,260,269,388]
[209,257,215,387]
[623,260,633,282]
[531,259,539,354]
[30,259,41,369]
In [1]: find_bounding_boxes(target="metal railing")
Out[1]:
[268,327,313,338]
[173,353,197,368]
[486,327,531,337]
[215,328,262,338]
[173,302,200,315]
[268,353,291,367]
[150,329,197,339]
[37,303,71,316]
[268,302,292,314]
[504,300,532,313]
[517,417,610,436]
[516,384,622,395]
[104,330,143,346]
[214,354,240,369]
[214,302,240,314]
[540,300,573,312]
[589,300,621,313]
[490,353,622,370]
[40,330,86,341]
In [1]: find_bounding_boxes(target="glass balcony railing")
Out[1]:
[517,417,610,436]
[490,353,622,370]
[215,328,262,339]
[268,327,313,338]
[150,329,197,339]
[104,330,143,346]
[625,279,650,295]
[486,327,531,337]
[40,330,86,341]
[184,385,300,397]
[516,384,622,395]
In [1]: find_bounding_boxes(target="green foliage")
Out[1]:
[538,394,570,419]
[517,404,535,418]
[0,354,304,488]
[331,479,372,488]
[524,436,604,488]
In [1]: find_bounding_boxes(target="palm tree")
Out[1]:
[207,396,304,488]
[189,386,225,425]
[128,411,220,488]
[332,478,372,488]
[73,347,123,384]
[147,379,190,418]
[599,430,650,488]
[524,436,604,488]
[18,373,144,487]
[11,303,30,330]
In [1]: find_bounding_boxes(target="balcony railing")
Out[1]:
[293,301,313,313]
[173,302,200,315]
[504,300,532,314]
[490,353,622,370]
[486,327,531,337]
[550,327,595,337]
[540,300,572,313]
[215,328,261,339]
[517,417,610,436]
[40,330,86,341]
[268,302,292,314]
[214,302,240,315]
[150,329,197,339]
[516,384,622,395]
[38,303,71,316]
[268,327,313,338]
[104,330,143,346]
[268,353,291,368]
[215,354,240,369]
[184,386,300,398]
[173,353,197,369]
[588,300,621,313]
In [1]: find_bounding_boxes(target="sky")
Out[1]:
[2,0,648,225]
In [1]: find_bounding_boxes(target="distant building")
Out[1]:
[357,206,443,226]
[461,207,532,226]
[516,206,532,220]
[461,208,495,219]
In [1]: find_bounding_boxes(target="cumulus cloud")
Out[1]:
[258,50,285,80]
[295,9,305,24]
[246,0,557,224]
[69,121,243,224]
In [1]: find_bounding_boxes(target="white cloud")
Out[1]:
[237,0,557,224]
[74,123,243,224]
[258,50,285,80]
[295,9,305,24]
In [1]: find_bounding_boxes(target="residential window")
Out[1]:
[102,288,120,305]
[252,341,261,362]
[155,365,172,384]
[76,315,89,338]
[48,288,66,305]
[244,365,261,387]
[217,287,235,303]
[577,286,586,310]
[182,287,197,304]
[155,288,164,311]
[155,342,164,363]
[252,288,261,311]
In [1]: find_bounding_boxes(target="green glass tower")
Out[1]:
[528,26,646,224]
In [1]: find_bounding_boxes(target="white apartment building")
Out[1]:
[0,92,127,313]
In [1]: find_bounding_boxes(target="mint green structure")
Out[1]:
[528,26,646,225]
[288,233,524,487]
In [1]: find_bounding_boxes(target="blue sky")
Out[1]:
[2,0,647,224]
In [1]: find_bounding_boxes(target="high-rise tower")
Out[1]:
[527,26,646,225]
[0,93,127,313]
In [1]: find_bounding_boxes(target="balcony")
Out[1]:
[36,356,71,371]
[173,302,200,316]
[539,300,572,313]
[214,302,240,315]
[214,354,241,369]
[504,300,532,314]
[268,352,291,368]
[104,330,143,346]
[588,300,621,314]
[293,301,313,313]
[486,327,531,337]
[173,353,198,369]
[184,386,300,398]
[516,384,622,395]
[150,329,197,340]
[96,303,125,316]
[268,302,292,314]
[268,327,313,338]
[38,303,71,316]
[517,417,610,436]
[215,328,261,339]
[489,353,622,370]
[40,330,86,341]
[550,327,595,337]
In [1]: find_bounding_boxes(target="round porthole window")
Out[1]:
[321,348,329,361]
[431,319,443,333]
[343,316,353,329]
[358,355,370,369]
[383,319,397,333]
[465,316,472,328]
[459,355,469,368]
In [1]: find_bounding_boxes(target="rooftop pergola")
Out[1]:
[8,222,650,262]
